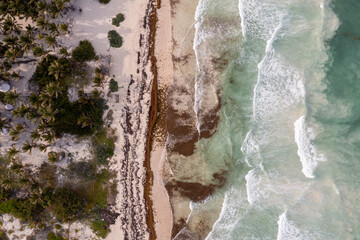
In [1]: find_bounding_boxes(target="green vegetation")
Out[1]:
[109,79,118,92]
[54,224,62,230]
[47,232,65,240]
[92,129,115,165]
[51,91,105,136]
[91,219,109,238]
[0,199,43,222]
[112,13,125,27]
[0,1,119,238]
[30,55,72,88]
[72,40,96,63]
[107,30,123,48]
[51,188,84,221]
[99,0,111,4]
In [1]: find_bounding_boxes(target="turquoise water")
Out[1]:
[187,0,360,239]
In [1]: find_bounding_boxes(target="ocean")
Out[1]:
[185,0,360,239]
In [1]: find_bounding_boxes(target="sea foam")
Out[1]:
[276,211,316,240]
[294,116,326,178]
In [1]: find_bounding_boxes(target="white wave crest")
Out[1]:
[294,116,326,178]
[245,169,266,205]
[277,211,318,240]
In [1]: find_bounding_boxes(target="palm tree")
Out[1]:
[30,129,41,143]
[22,140,34,154]
[40,106,58,123]
[44,34,58,49]
[29,93,41,108]
[30,191,44,205]
[0,117,9,130]
[38,144,48,152]
[19,33,36,52]
[13,104,30,118]
[25,24,37,35]
[42,131,56,143]
[59,23,69,34]
[32,45,46,57]
[47,151,59,163]
[39,92,53,107]
[1,174,13,190]
[18,177,30,188]
[7,144,20,159]
[5,89,20,106]
[1,16,20,34]
[30,181,42,193]
[48,23,59,35]
[36,1,48,16]
[26,109,41,124]
[3,36,20,48]
[5,46,23,63]
[10,161,23,174]
[77,113,93,128]
[48,61,67,81]
[91,89,102,100]
[36,17,49,31]
[9,123,25,141]
[55,0,70,13]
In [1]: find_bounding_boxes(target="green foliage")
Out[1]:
[47,232,65,240]
[0,92,5,103]
[112,13,125,27]
[68,161,96,180]
[39,163,57,188]
[86,170,112,209]
[92,129,114,165]
[51,95,105,136]
[91,219,109,239]
[99,0,111,4]
[109,79,118,92]
[0,230,9,240]
[50,188,83,222]
[72,40,96,63]
[0,199,43,222]
[107,30,122,48]
[30,55,72,88]
[54,224,62,230]
[0,188,11,203]
[93,70,104,87]
[32,46,46,57]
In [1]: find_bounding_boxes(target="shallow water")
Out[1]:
[186,0,360,239]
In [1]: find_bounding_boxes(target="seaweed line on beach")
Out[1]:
[118,0,160,239]
[144,0,162,240]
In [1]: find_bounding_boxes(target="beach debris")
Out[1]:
[0,83,10,92]
[5,104,14,110]
[1,127,9,135]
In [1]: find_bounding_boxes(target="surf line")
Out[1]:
[144,0,161,239]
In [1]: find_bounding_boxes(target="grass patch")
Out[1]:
[112,13,125,27]
[91,219,109,239]
[109,78,118,92]
[47,232,65,240]
[92,129,115,165]
[50,188,84,222]
[107,30,122,48]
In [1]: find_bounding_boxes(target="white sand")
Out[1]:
[151,0,175,239]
